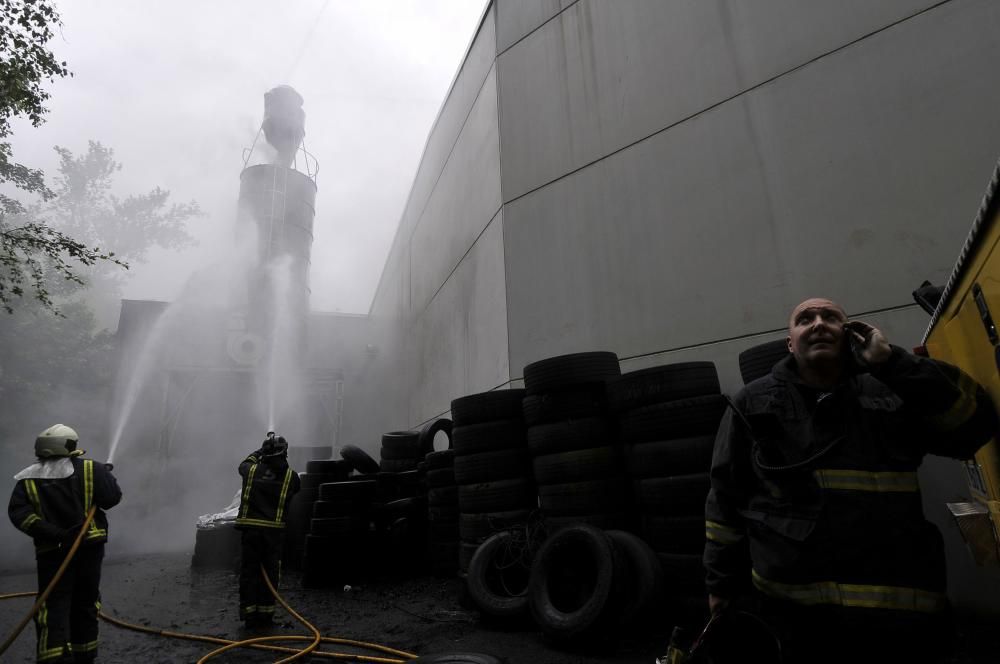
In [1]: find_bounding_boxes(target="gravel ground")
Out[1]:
[2,552,999,663]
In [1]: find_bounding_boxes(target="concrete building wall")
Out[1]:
[352,0,1000,611]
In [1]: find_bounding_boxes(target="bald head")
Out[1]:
[788,298,846,331]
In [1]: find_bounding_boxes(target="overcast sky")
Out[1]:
[8,0,489,316]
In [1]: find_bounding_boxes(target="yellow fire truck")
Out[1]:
[921,159,1000,567]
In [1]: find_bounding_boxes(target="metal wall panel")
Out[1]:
[497,0,942,202]
[409,65,502,315]
[503,0,1000,374]
[408,215,510,424]
[495,0,574,54]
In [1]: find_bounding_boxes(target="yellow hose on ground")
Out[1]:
[0,505,97,658]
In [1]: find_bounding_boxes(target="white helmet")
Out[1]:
[35,424,81,458]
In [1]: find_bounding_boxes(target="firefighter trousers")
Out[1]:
[34,543,104,663]
[239,528,283,624]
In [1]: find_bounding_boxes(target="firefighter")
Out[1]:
[8,424,122,663]
[236,432,300,628]
[704,298,998,664]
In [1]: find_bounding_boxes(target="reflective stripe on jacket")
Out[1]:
[235,452,299,529]
[8,458,122,553]
[704,346,997,609]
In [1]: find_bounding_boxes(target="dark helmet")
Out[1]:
[263,434,288,457]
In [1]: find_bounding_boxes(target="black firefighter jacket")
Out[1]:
[8,456,122,555]
[704,346,997,615]
[236,452,300,530]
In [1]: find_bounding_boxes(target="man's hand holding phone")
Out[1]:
[843,320,892,369]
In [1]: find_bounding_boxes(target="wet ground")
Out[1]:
[0,552,669,663]
[2,552,999,663]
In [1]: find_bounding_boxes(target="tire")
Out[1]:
[458,479,536,513]
[641,514,705,554]
[531,446,620,484]
[452,420,527,456]
[318,480,377,502]
[467,531,531,618]
[451,389,527,426]
[305,459,351,476]
[523,352,621,396]
[537,478,628,516]
[522,387,608,426]
[312,500,361,518]
[310,516,364,536]
[623,436,716,478]
[739,339,789,385]
[542,512,630,533]
[340,444,380,474]
[633,473,711,515]
[424,449,456,469]
[427,468,456,488]
[618,395,727,444]
[459,510,531,543]
[382,430,423,457]
[459,541,479,572]
[429,503,460,520]
[380,457,420,473]
[300,472,347,489]
[419,417,453,454]
[526,418,612,457]
[606,530,664,626]
[608,362,720,413]
[527,524,620,639]
[428,485,459,506]
[454,449,530,484]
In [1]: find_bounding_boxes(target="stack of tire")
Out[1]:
[523,352,625,531]
[380,430,425,472]
[450,389,535,579]
[738,339,789,385]
[613,361,726,621]
[424,448,459,575]
[301,476,379,587]
[284,457,351,570]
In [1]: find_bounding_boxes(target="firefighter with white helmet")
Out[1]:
[8,424,122,663]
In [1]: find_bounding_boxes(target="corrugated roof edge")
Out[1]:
[922,158,1000,344]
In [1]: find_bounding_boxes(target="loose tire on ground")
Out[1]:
[466,531,531,618]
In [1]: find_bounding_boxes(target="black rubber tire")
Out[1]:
[527,524,619,639]
[305,459,352,476]
[633,472,711,515]
[312,500,366,518]
[467,531,531,618]
[340,444,380,474]
[452,420,527,456]
[380,457,420,473]
[429,503,460,520]
[531,446,621,484]
[657,553,706,592]
[608,362,720,413]
[537,478,628,516]
[641,514,705,554]
[618,395,727,444]
[523,352,621,396]
[310,516,364,536]
[459,541,479,572]
[382,430,423,457]
[623,435,716,478]
[543,512,629,532]
[454,449,530,484]
[606,529,664,626]
[427,467,456,488]
[526,417,612,457]
[381,444,427,461]
[318,480,377,502]
[458,479,536,513]
[428,485,459,506]
[739,339,789,385]
[521,387,608,426]
[459,510,531,542]
[451,389,527,427]
[424,449,456,469]
[419,418,453,454]
[411,653,505,664]
[300,472,351,489]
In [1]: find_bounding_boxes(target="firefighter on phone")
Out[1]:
[8,424,122,663]
[236,432,300,628]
